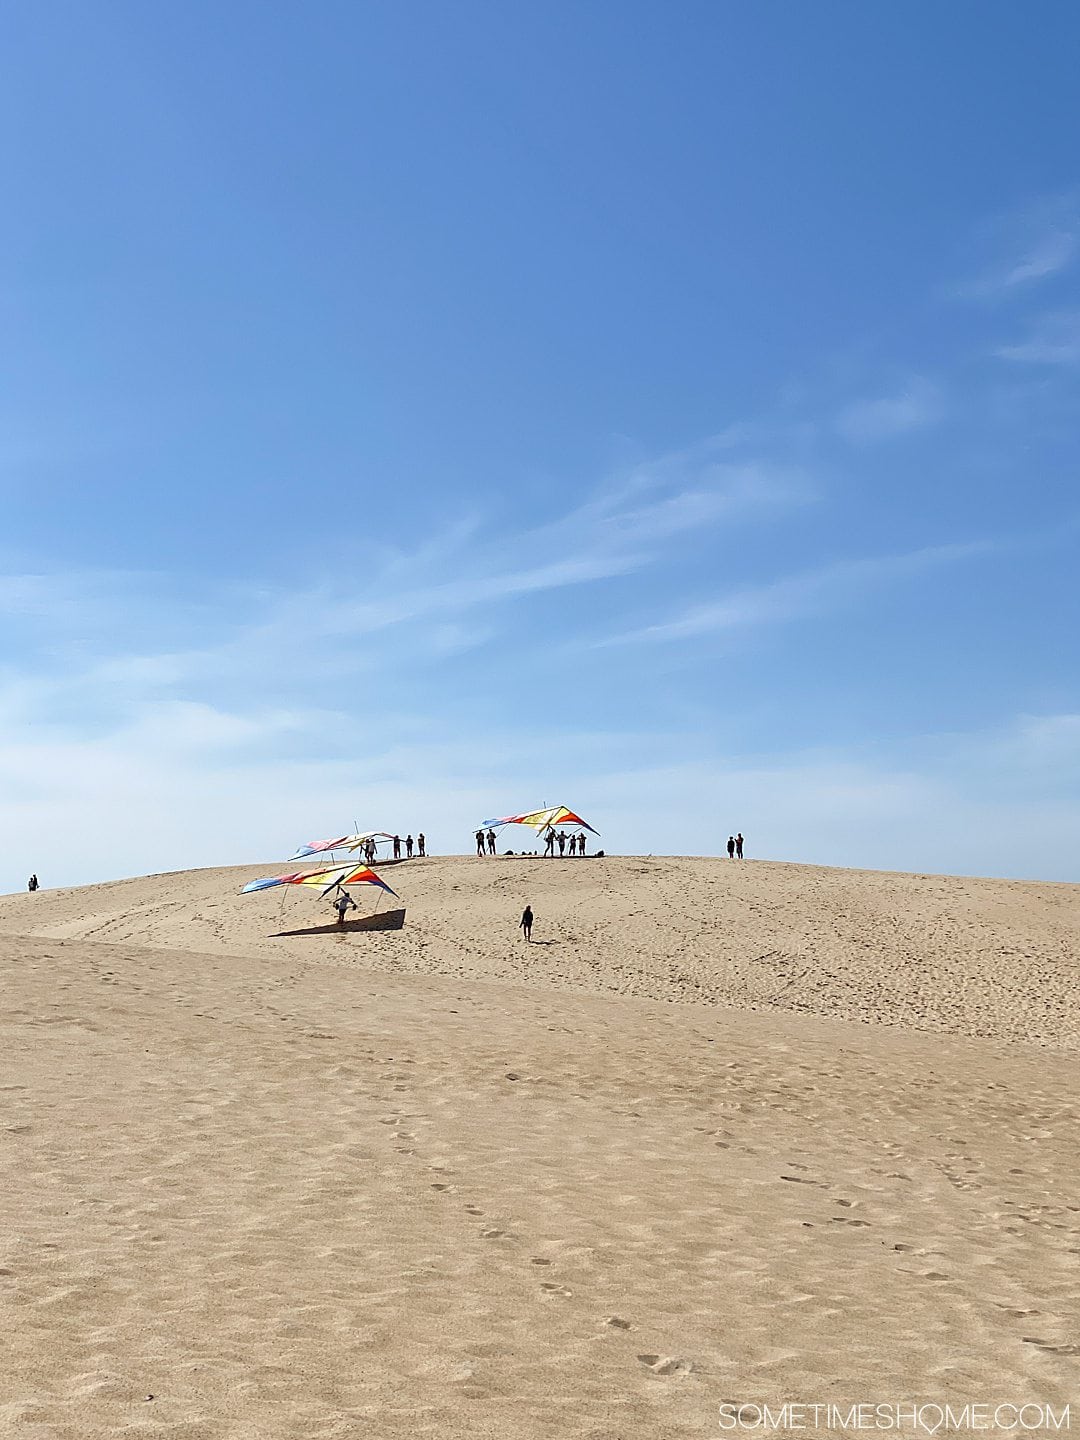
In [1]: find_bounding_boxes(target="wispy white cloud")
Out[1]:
[999,229,1078,288]
[957,193,1080,298]
[995,309,1080,365]
[163,454,812,659]
[0,440,814,751]
[834,379,943,443]
[600,541,988,647]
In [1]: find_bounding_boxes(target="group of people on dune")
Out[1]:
[475,826,590,858]
[372,834,425,864]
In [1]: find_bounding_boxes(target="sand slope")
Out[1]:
[3,855,1078,1047]
[1,858,1077,1438]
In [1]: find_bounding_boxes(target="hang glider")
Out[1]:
[289,832,396,860]
[241,865,398,900]
[480,806,599,835]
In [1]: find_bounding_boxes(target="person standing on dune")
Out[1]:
[487,828,497,856]
[736,832,744,859]
[543,828,555,857]
[476,828,486,856]
[406,834,414,858]
[418,833,426,857]
[727,836,736,859]
[28,873,38,892]
[520,905,533,942]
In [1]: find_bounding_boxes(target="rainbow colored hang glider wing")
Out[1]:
[480,805,599,835]
[241,865,398,898]
[290,831,396,860]
[290,836,350,859]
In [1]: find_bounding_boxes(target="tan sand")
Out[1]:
[1,856,1077,1438]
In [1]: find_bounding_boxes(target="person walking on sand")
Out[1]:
[487,828,497,856]
[418,833,426,858]
[520,905,533,942]
[476,828,486,857]
[393,834,402,860]
[333,890,356,926]
[736,832,744,859]
[543,827,555,857]
[28,873,38,893]
[406,834,414,859]
[727,836,736,859]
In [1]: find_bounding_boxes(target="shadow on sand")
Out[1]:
[273,907,406,938]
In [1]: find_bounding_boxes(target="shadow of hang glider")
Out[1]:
[272,908,406,937]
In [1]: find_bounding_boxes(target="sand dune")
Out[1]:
[1,857,1077,1437]
[4,855,1078,1047]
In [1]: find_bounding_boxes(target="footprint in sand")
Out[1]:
[480,1228,506,1239]
[540,1282,572,1297]
[431,1183,455,1193]
[782,1175,823,1186]
[464,1206,483,1216]
[605,1316,632,1330]
[637,1354,693,1378]
[530,1258,552,1266]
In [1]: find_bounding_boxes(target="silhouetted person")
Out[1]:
[577,832,587,857]
[418,833,426,857]
[366,838,376,864]
[476,828,486,857]
[28,874,38,893]
[406,834,414,858]
[333,890,356,926]
[393,834,401,860]
[487,828,497,855]
[727,836,735,859]
[567,833,576,856]
[736,832,744,859]
[557,830,566,856]
[520,905,533,942]
[543,827,555,857]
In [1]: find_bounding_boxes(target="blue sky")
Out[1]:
[2,1,1079,887]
